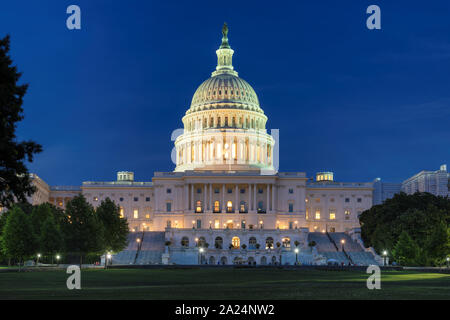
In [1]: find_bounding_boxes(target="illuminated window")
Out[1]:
[133,209,139,219]
[240,201,246,213]
[282,237,291,248]
[306,208,310,219]
[214,201,220,213]
[329,210,336,220]
[119,207,124,218]
[145,214,150,219]
[232,237,240,249]
[214,219,220,229]
[315,209,321,220]
[345,210,351,220]
[265,237,274,249]
[226,201,233,213]
[196,200,203,213]
[93,197,98,202]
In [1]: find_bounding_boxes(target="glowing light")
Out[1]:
[294,248,299,253]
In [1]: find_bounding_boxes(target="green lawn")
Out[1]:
[0,267,449,300]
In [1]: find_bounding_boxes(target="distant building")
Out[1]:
[402,164,449,197]
[372,178,402,205]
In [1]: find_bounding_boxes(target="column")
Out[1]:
[209,183,212,212]
[272,184,275,213]
[235,185,238,213]
[248,184,251,211]
[253,183,257,212]
[184,184,188,211]
[266,184,270,213]
[222,184,225,212]
[155,186,159,213]
[204,184,207,212]
[191,184,194,211]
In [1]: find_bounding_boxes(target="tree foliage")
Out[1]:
[360,192,450,266]
[0,35,42,208]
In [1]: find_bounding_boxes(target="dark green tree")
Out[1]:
[39,215,64,265]
[0,35,42,208]
[392,231,420,266]
[31,203,53,237]
[0,206,38,270]
[63,194,103,267]
[96,198,129,267]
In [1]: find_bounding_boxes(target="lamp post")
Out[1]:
[105,252,112,269]
[199,247,204,265]
[340,239,345,251]
[56,254,61,266]
[36,253,41,266]
[446,257,449,269]
[382,250,388,266]
[294,248,299,265]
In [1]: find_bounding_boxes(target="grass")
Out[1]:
[0,267,449,300]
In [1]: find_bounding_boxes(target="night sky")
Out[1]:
[1,1,449,185]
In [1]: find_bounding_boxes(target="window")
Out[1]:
[289,221,293,230]
[214,188,220,194]
[226,201,233,213]
[357,198,362,203]
[134,197,138,202]
[119,207,124,218]
[258,188,263,194]
[119,197,124,202]
[145,197,150,202]
[166,188,172,194]
[345,210,351,220]
[288,203,294,212]
[265,237,274,249]
[198,236,205,247]
[227,188,232,194]
[240,188,245,194]
[215,237,223,249]
[232,237,240,249]
[315,209,321,220]
[166,202,172,212]
[282,237,291,248]
[249,237,257,249]
[257,201,264,213]
[196,200,202,213]
[288,188,293,194]
[93,197,98,202]
[145,214,150,219]
[214,201,220,213]
[240,201,246,213]
[197,188,202,194]
[241,220,246,229]
[329,209,336,220]
[214,219,220,229]
[345,198,350,203]
[181,237,189,247]
[133,209,139,219]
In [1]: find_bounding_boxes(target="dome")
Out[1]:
[188,74,261,114]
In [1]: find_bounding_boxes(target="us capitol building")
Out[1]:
[25,24,382,265]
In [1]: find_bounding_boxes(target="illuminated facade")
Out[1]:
[26,24,377,265]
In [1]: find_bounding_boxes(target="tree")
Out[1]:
[392,231,420,266]
[360,192,450,266]
[0,206,38,270]
[0,35,42,208]
[63,194,103,267]
[96,198,129,267]
[39,215,63,265]
[31,203,52,236]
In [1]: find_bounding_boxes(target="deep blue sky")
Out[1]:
[1,1,449,185]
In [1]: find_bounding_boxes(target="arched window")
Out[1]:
[282,237,291,248]
[220,256,227,265]
[196,200,203,213]
[265,237,274,249]
[214,201,220,213]
[198,236,206,248]
[232,237,240,249]
[271,256,277,264]
[227,201,233,213]
[215,237,223,249]
[208,256,216,265]
[260,256,267,265]
[249,237,257,249]
[181,237,189,247]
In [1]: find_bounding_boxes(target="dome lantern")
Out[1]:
[212,23,238,77]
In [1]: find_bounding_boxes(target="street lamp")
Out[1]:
[446,257,449,269]
[56,254,61,266]
[382,250,388,266]
[36,253,41,266]
[340,239,345,251]
[294,248,299,265]
[199,247,204,265]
